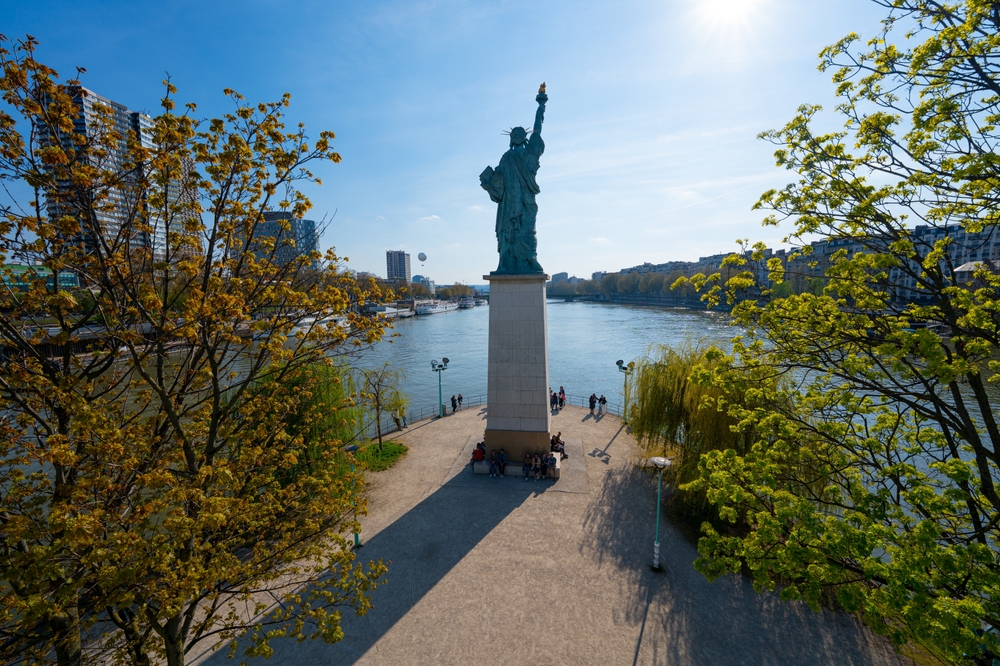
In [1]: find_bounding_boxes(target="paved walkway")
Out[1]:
[202,406,910,666]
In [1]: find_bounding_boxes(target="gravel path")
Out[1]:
[200,405,910,666]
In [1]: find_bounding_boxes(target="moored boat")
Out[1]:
[416,302,459,315]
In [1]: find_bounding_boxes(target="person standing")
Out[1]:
[489,449,499,478]
[588,393,597,414]
[598,394,607,415]
[458,393,463,411]
[558,386,566,409]
[451,395,458,414]
[498,448,508,478]
[550,390,558,411]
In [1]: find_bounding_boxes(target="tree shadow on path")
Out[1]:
[201,472,535,665]
[580,465,909,666]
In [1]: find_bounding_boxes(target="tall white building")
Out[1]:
[44,87,198,264]
[386,250,411,282]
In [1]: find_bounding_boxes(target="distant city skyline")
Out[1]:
[7,0,889,283]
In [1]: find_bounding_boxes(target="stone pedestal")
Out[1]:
[483,273,550,462]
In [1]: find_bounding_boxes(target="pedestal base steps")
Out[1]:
[483,272,551,462]
[483,429,550,463]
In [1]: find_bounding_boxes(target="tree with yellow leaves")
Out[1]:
[0,35,389,665]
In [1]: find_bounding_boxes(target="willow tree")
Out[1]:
[629,343,777,516]
[0,36,388,666]
[683,2,1000,661]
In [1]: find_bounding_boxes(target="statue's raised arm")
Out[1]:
[534,82,547,137]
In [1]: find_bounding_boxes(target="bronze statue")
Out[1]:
[480,84,547,274]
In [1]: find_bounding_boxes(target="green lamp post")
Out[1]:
[431,358,449,417]
[616,359,635,424]
[650,456,671,572]
[344,444,361,549]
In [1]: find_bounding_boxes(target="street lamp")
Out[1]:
[650,456,671,572]
[431,358,449,417]
[344,444,362,549]
[616,359,635,424]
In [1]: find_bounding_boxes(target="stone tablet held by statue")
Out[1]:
[480,85,548,274]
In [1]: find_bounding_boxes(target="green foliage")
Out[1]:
[599,273,620,295]
[547,280,577,296]
[0,36,389,666]
[630,343,783,520]
[686,2,1000,662]
[254,363,362,483]
[435,283,472,299]
[356,440,409,472]
[357,362,408,447]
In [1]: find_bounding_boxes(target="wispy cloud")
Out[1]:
[416,214,441,223]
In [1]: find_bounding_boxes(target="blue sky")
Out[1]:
[6,0,887,284]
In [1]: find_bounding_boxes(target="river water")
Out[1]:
[353,301,735,420]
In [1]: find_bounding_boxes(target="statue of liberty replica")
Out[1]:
[480,84,547,274]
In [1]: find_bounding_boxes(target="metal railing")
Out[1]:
[363,392,623,440]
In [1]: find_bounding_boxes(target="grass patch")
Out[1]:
[356,440,408,472]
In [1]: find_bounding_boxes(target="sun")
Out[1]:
[689,0,769,36]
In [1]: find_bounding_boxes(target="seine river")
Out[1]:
[354,301,735,421]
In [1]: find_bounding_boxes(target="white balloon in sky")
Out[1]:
[417,252,427,263]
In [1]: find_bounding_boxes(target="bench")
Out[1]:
[472,454,561,479]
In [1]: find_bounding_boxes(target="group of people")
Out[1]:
[468,438,564,481]
[522,450,559,481]
[450,394,464,413]
[549,386,566,411]
[588,393,607,415]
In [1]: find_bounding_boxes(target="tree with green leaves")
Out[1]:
[677,2,1000,662]
[0,36,388,666]
[357,362,408,449]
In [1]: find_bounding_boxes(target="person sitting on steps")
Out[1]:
[498,448,508,478]
[550,432,568,459]
[470,442,485,468]
[545,452,558,478]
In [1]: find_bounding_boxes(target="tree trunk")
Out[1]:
[163,614,185,666]
[52,604,83,666]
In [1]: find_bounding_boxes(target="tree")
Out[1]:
[0,37,388,666]
[599,273,619,295]
[618,273,639,293]
[357,363,408,449]
[687,3,1000,661]
[406,281,430,298]
[435,283,472,299]
[629,343,778,517]
[639,272,666,295]
[547,280,576,296]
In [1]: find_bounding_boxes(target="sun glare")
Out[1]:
[689,0,769,36]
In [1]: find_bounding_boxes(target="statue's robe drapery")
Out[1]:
[481,132,545,274]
